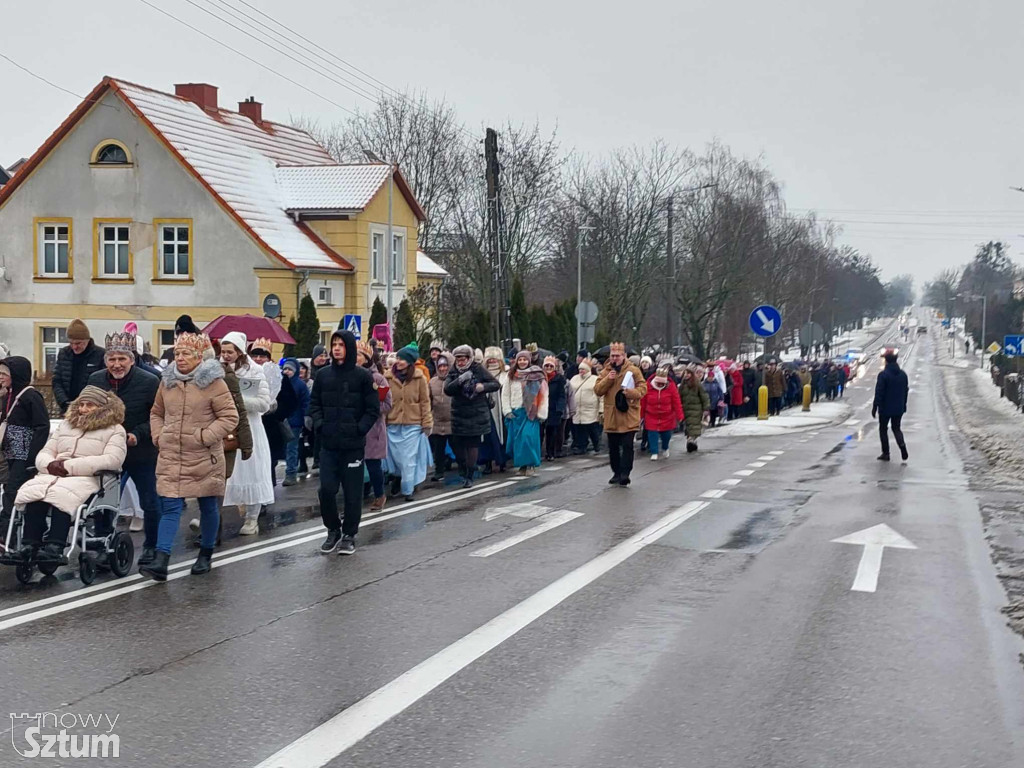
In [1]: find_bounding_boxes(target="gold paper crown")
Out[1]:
[174,332,211,357]
[610,341,626,354]
[249,337,273,353]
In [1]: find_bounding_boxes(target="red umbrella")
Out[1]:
[202,314,295,345]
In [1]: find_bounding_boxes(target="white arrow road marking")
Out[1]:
[470,509,583,558]
[756,309,776,333]
[831,523,917,593]
[253,501,710,768]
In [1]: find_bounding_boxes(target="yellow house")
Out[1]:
[0,76,434,374]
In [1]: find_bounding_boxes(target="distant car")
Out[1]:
[917,326,927,334]
[845,347,866,363]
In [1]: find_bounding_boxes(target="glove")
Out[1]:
[457,371,473,384]
[47,460,68,477]
[871,407,877,418]
[241,449,253,461]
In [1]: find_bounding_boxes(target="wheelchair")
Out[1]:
[0,472,134,585]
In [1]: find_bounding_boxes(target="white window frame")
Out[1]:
[391,232,405,285]
[38,222,70,277]
[98,221,131,278]
[317,285,333,306]
[41,326,68,375]
[158,222,192,279]
[371,232,384,285]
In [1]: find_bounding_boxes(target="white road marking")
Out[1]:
[470,510,583,557]
[756,455,776,461]
[700,489,728,499]
[482,500,550,522]
[0,481,518,632]
[252,501,712,768]
[719,478,742,487]
[831,523,917,593]
[768,451,784,456]
[747,461,767,468]
[734,469,756,476]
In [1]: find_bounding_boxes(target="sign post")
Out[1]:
[575,301,599,352]
[342,314,362,340]
[749,305,781,339]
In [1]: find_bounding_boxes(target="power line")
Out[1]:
[0,52,118,110]
[135,0,361,118]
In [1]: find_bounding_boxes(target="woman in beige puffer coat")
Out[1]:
[12,386,126,563]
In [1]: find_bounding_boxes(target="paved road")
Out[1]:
[2,319,1022,767]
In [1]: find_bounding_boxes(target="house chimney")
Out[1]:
[174,83,219,113]
[238,96,263,125]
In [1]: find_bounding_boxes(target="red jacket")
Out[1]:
[641,377,684,431]
[729,369,744,406]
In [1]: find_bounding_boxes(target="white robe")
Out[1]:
[223,362,275,506]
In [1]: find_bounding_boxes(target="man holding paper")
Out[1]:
[594,342,647,486]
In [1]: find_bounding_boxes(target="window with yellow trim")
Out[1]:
[41,326,68,375]
[157,221,192,278]
[90,139,132,166]
[37,221,71,277]
[97,222,131,278]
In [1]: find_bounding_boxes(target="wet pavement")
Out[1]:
[2,318,1022,767]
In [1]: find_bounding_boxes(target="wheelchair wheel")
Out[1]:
[15,563,34,584]
[38,561,60,577]
[79,553,97,585]
[109,532,134,578]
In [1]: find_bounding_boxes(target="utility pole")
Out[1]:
[484,128,512,349]
[980,293,988,370]
[665,195,675,350]
[577,224,595,351]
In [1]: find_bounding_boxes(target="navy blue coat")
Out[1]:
[873,363,909,417]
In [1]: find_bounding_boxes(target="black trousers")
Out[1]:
[769,396,783,416]
[450,434,482,478]
[879,414,906,458]
[607,432,635,479]
[22,501,71,546]
[1,459,30,521]
[318,447,365,537]
[429,434,451,476]
[573,422,602,453]
[544,417,564,458]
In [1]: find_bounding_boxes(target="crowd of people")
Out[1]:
[0,314,861,580]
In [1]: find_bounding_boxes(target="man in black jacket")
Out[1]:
[872,351,909,462]
[309,329,379,555]
[88,332,161,563]
[53,318,105,413]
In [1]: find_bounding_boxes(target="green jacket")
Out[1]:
[678,381,710,438]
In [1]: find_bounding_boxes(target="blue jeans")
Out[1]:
[156,496,220,553]
[647,429,672,455]
[366,458,384,498]
[285,437,300,478]
[121,462,159,548]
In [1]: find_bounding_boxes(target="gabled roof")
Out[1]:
[0,77,370,272]
[0,167,9,186]
[416,250,449,277]
[277,164,426,221]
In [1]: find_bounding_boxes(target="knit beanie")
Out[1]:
[104,332,136,357]
[66,318,90,342]
[174,314,200,336]
[282,359,299,374]
[396,343,419,366]
[76,384,113,406]
[221,331,248,355]
[312,344,326,360]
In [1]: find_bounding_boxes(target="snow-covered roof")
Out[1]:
[417,250,449,277]
[112,79,351,271]
[277,164,391,211]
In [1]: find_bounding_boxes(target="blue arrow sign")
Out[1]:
[941,319,951,328]
[1004,335,1024,357]
[343,314,362,339]
[749,305,782,338]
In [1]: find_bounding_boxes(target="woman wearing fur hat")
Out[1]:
[500,350,547,476]
[143,334,238,580]
[356,340,392,511]
[384,343,433,501]
[220,332,274,535]
[479,347,508,473]
[0,356,49,525]
[3,387,126,565]
[444,345,500,488]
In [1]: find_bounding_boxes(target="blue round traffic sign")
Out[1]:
[749,305,782,338]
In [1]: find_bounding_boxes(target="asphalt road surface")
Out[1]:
[2,316,1022,767]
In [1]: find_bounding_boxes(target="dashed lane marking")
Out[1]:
[700,489,729,499]
[719,478,742,487]
[756,455,777,461]
[747,462,767,468]
[768,451,784,456]
[734,469,756,477]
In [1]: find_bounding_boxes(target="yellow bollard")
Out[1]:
[758,385,769,420]
[802,383,812,412]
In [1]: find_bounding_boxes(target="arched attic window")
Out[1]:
[90,139,132,166]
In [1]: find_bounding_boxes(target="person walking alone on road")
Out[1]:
[444,345,501,488]
[594,342,647,486]
[872,351,909,462]
[310,330,380,555]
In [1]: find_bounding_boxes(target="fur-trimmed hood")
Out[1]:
[161,358,226,389]
[65,393,125,432]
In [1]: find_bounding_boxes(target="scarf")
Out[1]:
[513,365,545,420]
[171,364,197,383]
[391,363,412,383]
[651,376,668,390]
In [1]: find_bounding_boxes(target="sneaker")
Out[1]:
[319,530,342,554]
[650,454,659,461]
[129,516,144,532]
[663,449,670,459]
[463,477,474,489]
[239,519,259,535]
[337,535,356,556]
[608,474,621,485]
[877,454,891,462]
[618,477,631,487]
[282,476,297,487]
[188,517,200,532]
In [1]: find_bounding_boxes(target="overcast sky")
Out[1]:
[3,0,1023,286]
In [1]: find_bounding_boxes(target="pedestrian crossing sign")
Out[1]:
[343,314,362,339]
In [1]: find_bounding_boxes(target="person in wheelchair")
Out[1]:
[9,386,126,564]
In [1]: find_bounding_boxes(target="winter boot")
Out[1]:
[137,547,157,567]
[686,441,698,454]
[191,548,214,575]
[139,550,170,582]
